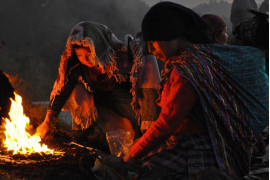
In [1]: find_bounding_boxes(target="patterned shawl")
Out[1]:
[128,35,161,126]
[161,44,268,176]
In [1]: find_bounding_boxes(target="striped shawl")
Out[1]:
[161,44,268,176]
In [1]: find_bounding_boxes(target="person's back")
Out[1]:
[208,44,268,135]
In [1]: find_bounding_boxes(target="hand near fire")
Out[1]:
[123,151,135,162]
[35,111,57,139]
[123,137,140,162]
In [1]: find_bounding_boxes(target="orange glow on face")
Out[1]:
[3,93,54,155]
[74,47,95,67]
[148,39,182,61]
[148,41,172,61]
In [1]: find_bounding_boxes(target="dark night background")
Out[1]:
[0,0,266,101]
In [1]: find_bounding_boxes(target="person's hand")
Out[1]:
[123,151,134,162]
[35,111,56,139]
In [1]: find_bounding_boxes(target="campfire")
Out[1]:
[3,93,54,155]
[0,91,105,179]
[0,72,122,179]
[0,72,113,179]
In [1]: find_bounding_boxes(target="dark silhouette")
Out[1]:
[0,70,15,123]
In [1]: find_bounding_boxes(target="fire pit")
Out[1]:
[0,92,109,179]
[0,130,105,179]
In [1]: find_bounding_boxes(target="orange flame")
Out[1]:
[3,93,54,155]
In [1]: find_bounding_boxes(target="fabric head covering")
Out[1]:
[141,1,212,43]
[202,14,226,36]
[50,21,126,99]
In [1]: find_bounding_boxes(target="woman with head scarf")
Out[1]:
[202,14,228,45]
[36,21,161,146]
[123,2,268,179]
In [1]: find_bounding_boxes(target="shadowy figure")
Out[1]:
[232,9,269,74]
[0,70,14,124]
[230,0,257,30]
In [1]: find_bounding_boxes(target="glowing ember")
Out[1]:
[3,93,54,155]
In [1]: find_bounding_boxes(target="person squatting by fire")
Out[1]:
[35,21,161,147]
[122,2,268,179]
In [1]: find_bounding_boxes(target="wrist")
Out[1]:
[45,110,57,122]
[123,151,135,162]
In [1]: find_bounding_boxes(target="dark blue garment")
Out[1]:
[209,44,269,134]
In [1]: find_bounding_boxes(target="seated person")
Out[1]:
[123,2,268,179]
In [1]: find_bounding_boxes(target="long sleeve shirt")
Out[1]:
[129,66,204,159]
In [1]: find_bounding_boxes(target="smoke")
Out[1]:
[0,0,267,101]
[0,0,149,100]
[141,0,265,7]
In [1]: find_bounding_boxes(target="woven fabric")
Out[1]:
[140,134,216,180]
[208,44,269,134]
[160,44,268,176]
